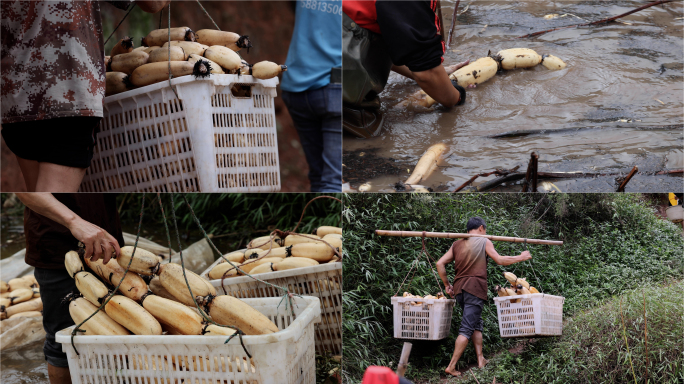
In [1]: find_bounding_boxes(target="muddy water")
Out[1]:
[343,0,684,192]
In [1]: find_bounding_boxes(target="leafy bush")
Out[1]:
[461,280,684,384]
[342,193,683,383]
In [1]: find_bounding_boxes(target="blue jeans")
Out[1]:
[282,83,342,192]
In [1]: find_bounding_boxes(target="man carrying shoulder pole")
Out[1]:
[436,217,531,377]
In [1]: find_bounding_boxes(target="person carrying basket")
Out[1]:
[435,216,531,377]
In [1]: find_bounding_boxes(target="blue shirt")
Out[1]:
[281,0,342,93]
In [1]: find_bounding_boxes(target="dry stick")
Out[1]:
[468,173,525,192]
[643,291,649,382]
[446,0,462,49]
[656,169,683,175]
[375,230,563,245]
[454,171,502,193]
[454,166,520,193]
[532,153,539,192]
[620,298,639,384]
[518,0,674,38]
[522,153,534,192]
[469,368,481,384]
[617,166,638,192]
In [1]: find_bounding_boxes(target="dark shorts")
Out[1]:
[455,291,485,340]
[2,116,101,169]
[34,267,77,367]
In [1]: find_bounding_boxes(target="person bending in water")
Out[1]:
[436,217,531,377]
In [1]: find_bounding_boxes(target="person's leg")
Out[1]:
[34,268,77,384]
[33,116,100,192]
[445,291,485,376]
[471,330,488,368]
[2,122,41,191]
[445,335,469,377]
[15,157,40,192]
[34,163,87,192]
[319,83,342,192]
[47,364,71,384]
[282,90,326,191]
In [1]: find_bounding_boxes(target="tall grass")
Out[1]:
[342,193,683,383]
[118,193,342,252]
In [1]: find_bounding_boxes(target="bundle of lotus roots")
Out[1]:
[62,247,279,337]
[402,47,567,108]
[208,226,342,280]
[105,28,286,96]
[400,291,447,308]
[0,276,42,320]
[494,271,541,303]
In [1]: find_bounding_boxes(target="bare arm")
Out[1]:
[15,193,120,263]
[485,239,531,266]
[412,65,462,107]
[392,60,470,85]
[436,246,455,296]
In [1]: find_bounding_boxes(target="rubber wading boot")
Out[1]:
[343,105,384,139]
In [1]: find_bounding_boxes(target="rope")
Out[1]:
[156,193,174,263]
[522,239,543,293]
[158,6,164,29]
[166,3,181,100]
[168,194,250,355]
[421,232,446,297]
[70,193,146,355]
[291,195,343,234]
[195,0,221,31]
[104,3,137,46]
[180,194,302,316]
[393,232,446,298]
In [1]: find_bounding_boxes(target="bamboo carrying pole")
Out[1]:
[374,230,563,245]
[396,342,413,377]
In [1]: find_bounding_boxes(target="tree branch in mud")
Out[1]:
[616,166,639,192]
[518,0,674,39]
[656,169,683,175]
[446,0,461,49]
[453,166,519,192]
[456,168,644,193]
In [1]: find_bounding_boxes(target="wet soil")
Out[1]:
[343,0,684,192]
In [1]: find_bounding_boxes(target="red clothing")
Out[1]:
[343,0,445,72]
[343,0,381,33]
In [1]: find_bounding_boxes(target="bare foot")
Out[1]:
[478,358,489,369]
[445,367,462,377]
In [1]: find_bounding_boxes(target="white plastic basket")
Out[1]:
[391,296,456,340]
[55,296,320,384]
[493,293,564,338]
[201,258,342,356]
[80,74,280,192]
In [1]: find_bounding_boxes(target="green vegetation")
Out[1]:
[118,193,342,253]
[342,193,683,383]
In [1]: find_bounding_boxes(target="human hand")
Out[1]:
[445,284,454,298]
[520,250,532,261]
[68,218,120,264]
[136,1,171,14]
[444,60,470,74]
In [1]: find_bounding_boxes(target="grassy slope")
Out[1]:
[342,194,683,383]
[458,280,683,384]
